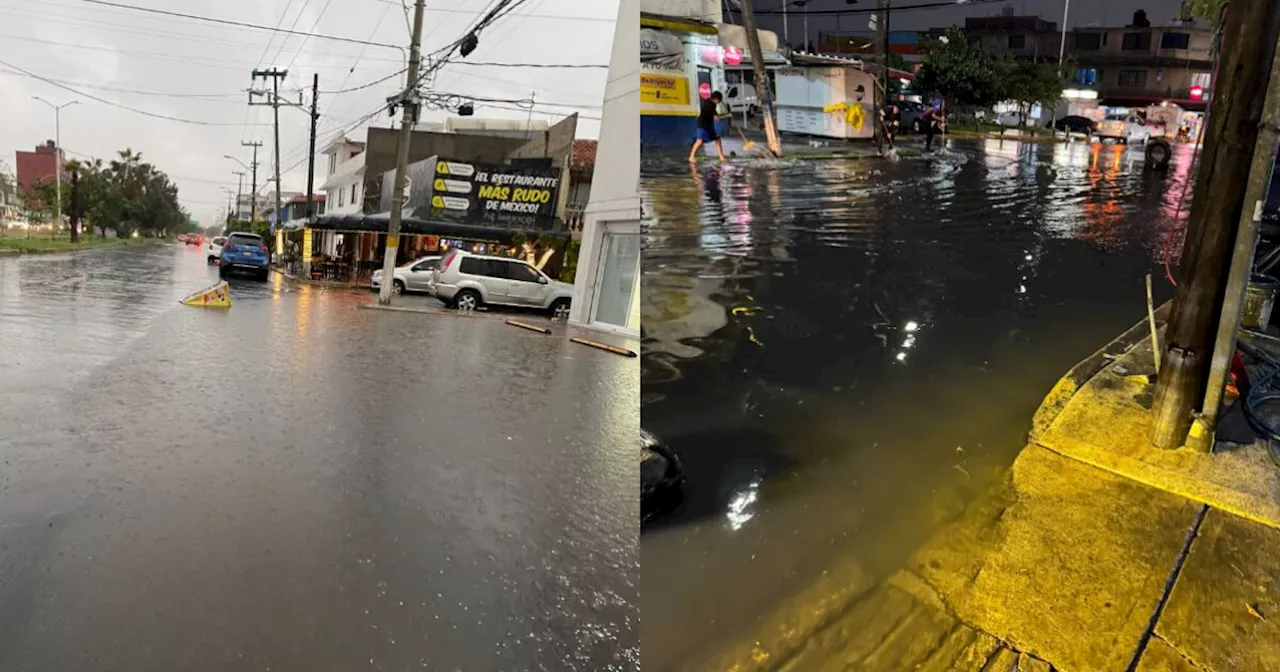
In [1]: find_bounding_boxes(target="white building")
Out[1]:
[569,0,640,338]
[319,137,367,215]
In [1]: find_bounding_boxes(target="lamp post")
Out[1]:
[231,170,245,222]
[1053,0,1072,139]
[32,97,79,232]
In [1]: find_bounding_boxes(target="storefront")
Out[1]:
[641,14,726,148]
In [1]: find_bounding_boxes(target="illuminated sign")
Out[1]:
[723,46,742,66]
[1190,85,1205,100]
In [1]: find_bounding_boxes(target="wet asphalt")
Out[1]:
[641,138,1194,669]
[0,243,638,671]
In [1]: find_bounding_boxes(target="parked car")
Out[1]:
[206,236,227,265]
[641,429,684,525]
[725,83,759,117]
[371,255,441,295]
[1054,115,1097,136]
[218,232,270,281]
[1094,112,1150,144]
[898,101,928,133]
[429,249,573,318]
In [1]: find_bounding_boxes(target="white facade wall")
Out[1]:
[569,0,641,338]
[320,146,366,216]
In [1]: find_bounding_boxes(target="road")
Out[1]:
[640,139,1196,670]
[0,243,638,671]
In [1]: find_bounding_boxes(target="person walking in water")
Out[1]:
[690,91,729,163]
[923,104,947,152]
[879,103,901,150]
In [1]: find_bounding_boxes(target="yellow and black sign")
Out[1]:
[431,159,561,221]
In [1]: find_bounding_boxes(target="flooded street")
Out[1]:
[0,244,638,670]
[640,139,1194,670]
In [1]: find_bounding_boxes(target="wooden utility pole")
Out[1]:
[737,0,782,157]
[376,0,426,305]
[305,74,320,221]
[1150,2,1280,449]
[241,141,262,222]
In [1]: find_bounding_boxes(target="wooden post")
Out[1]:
[737,0,783,157]
[1150,2,1280,449]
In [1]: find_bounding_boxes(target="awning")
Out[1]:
[306,214,572,245]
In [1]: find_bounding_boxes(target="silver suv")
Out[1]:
[431,249,573,318]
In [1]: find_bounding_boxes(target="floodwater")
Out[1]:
[640,139,1195,670]
[0,243,638,670]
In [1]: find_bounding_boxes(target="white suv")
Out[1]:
[206,236,227,264]
[431,249,573,318]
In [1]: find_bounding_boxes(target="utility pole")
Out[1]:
[232,170,245,222]
[873,0,887,154]
[1150,3,1280,449]
[31,97,78,235]
[738,0,782,157]
[306,73,320,221]
[251,68,288,233]
[377,0,426,305]
[241,141,262,222]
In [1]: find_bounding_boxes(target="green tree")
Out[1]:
[914,27,1004,109]
[1180,0,1225,27]
[999,57,1066,126]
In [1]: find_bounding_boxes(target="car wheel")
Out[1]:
[454,289,481,311]
[549,298,571,320]
[392,279,405,295]
[257,268,270,282]
[219,264,228,279]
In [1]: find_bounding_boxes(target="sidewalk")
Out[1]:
[699,308,1280,672]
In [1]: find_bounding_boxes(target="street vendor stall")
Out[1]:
[774,52,879,140]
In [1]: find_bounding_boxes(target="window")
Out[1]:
[1074,32,1101,50]
[1007,34,1025,49]
[1122,32,1151,51]
[337,188,345,207]
[460,257,506,278]
[1191,72,1212,89]
[1073,68,1098,85]
[328,154,336,175]
[411,259,438,272]
[508,262,543,283]
[350,184,357,205]
[1160,32,1190,49]
[1118,69,1148,87]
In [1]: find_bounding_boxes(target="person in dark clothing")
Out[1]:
[880,104,901,149]
[922,104,947,151]
[690,91,728,162]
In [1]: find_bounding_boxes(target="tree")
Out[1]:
[913,27,1004,109]
[1180,0,1225,27]
[0,162,16,236]
[999,57,1066,126]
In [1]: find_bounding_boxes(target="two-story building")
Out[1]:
[319,137,367,216]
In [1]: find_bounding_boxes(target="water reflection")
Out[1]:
[640,140,1194,671]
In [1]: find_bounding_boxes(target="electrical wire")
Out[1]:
[449,61,607,68]
[75,0,402,49]
[0,59,272,126]
[284,0,338,73]
[368,0,614,22]
[0,68,244,99]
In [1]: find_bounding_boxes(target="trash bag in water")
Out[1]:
[641,429,685,525]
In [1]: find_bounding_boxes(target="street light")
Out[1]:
[32,97,79,231]
[223,154,250,171]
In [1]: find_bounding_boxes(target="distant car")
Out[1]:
[725,83,760,117]
[641,429,684,525]
[1094,112,1150,144]
[430,249,573,318]
[182,234,202,246]
[218,232,270,281]
[371,255,441,295]
[1055,115,1097,135]
[207,236,227,265]
[898,101,928,133]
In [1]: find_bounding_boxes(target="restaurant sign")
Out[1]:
[430,159,560,220]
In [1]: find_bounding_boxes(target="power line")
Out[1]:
[0,68,244,99]
[369,0,614,23]
[320,68,407,94]
[284,0,338,73]
[76,0,403,50]
[0,59,269,126]
[450,61,608,68]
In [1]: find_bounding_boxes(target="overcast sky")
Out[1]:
[751,0,1193,46]
[0,0,618,225]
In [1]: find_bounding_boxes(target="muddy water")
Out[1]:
[640,139,1195,670]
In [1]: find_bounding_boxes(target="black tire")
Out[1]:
[392,279,406,295]
[219,264,228,279]
[257,268,270,282]
[549,298,571,320]
[454,289,481,311]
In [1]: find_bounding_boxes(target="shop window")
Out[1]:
[1122,32,1151,51]
[1075,32,1101,50]
[593,230,640,330]
[1073,68,1098,85]
[1118,69,1148,87]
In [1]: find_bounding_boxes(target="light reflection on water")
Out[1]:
[639,139,1196,671]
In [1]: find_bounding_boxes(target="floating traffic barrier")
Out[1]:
[506,319,552,334]
[181,281,231,308]
[570,337,636,358]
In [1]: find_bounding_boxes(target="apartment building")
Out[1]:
[963,10,1213,109]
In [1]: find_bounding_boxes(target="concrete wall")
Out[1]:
[641,0,720,22]
[364,127,525,179]
[570,0,640,336]
[509,114,579,218]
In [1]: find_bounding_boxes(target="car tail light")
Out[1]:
[441,252,456,271]
[260,246,269,254]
